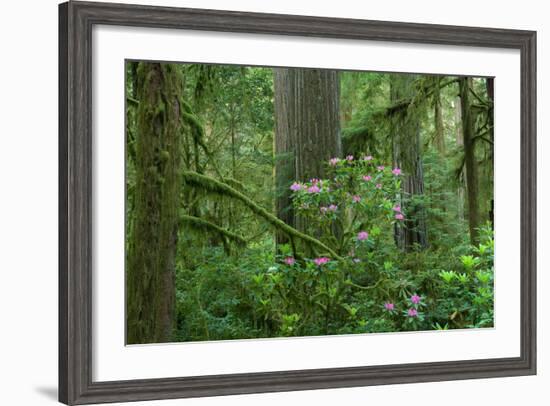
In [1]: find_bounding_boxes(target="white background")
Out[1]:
[0,0,547,405]
[93,25,521,381]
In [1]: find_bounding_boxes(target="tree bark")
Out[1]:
[126,63,184,344]
[455,96,466,221]
[390,74,428,251]
[486,77,495,229]
[459,77,481,244]
[433,78,446,154]
[273,68,342,243]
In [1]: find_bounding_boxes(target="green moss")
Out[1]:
[126,63,186,344]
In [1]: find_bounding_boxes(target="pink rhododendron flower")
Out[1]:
[392,204,402,212]
[346,155,354,161]
[314,257,330,266]
[410,294,421,304]
[290,182,302,191]
[328,204,338,212]
[310,178,320,184]
[384,302,395,311]
[407,308,418,317]
[284,257,295,266]
[362,175,372,182]
[357,231,369,241]
[377,165,385,171]
[392,167,402,176]
[307,185,320,193]
[376,183,382,189]
[352,195,361,203]
[363,155,373,161]
[395,213,404,220]
[329,158,340,166]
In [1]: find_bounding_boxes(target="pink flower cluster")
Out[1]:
[410,294,421,304]
[308,185,320,193]
[352,195,361,203]
[329,157,340,166]
[313,257,330,266]
[290,182,302,191]
[407,308,418,317]
[384,302,395,311]
[392,167,402,176]
[393,204,404,220]
[357,231,369,241]
[284,257,295,266]
[320,204,338,214]
[362,175,372,182]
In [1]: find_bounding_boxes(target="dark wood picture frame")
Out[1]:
[59,1,537,404]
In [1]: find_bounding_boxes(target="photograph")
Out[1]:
[125,61,495,344]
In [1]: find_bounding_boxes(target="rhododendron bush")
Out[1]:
[289,155,404,256]
[174,157,494,340]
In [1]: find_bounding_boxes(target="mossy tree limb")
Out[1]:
[182,171,343,260]
[180,214,246,247]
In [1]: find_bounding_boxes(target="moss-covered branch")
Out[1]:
[180,101,250,193]
[383,77,459,117]
[182,171,343,260]
[181,214,246,246]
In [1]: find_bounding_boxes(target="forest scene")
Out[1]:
[125,61,494,345]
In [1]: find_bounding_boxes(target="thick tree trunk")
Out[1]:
[390,74,428,251]
[126,63,184,344]
[273,68,342,243]
[459,77,481,244]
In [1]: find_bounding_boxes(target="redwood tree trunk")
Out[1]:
[390,74,428,251]
[126,63,184,344]
[273,68,342,242]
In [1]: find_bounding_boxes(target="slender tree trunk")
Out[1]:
[459,77,481,244]
[455,95,466,221]
[433,78,446,154]
[230,105,237,178]
[486,77,495,229]
[126,63,184,344]
[273,68,342,244]
[390,74,428,251]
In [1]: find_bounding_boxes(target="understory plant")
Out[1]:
[173,157,494,341]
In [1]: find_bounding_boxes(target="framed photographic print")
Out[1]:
[59,1,536,404]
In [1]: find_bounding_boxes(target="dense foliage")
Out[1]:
[125,62,494,343]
